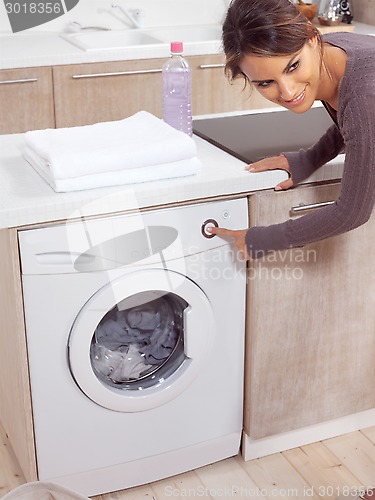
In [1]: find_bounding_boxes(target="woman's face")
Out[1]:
[239,38,322,113]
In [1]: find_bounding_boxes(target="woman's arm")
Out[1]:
[247,122,344,191]
[246,96,375,259]
[283,123,345,186]
[211,96,375,260]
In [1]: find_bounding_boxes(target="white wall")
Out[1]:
[0,0,228,33]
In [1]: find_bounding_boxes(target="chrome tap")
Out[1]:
[111,2,144,29]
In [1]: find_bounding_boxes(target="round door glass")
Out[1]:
[90,290,188,391]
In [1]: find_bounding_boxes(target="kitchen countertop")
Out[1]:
[0,29,222,70]
[1,16,357,228]
[0,111,344,230]
[0,22,374,70]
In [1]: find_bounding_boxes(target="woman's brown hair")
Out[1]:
[222,0,322,83]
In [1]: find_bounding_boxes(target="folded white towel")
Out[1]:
[24,111,198,180]
[24,145,201,192]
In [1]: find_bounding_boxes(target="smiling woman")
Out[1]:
[239,42,322,113]
[209,0,375,270]
[222,0,321,78]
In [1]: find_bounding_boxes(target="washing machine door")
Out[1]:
[68,269,214,412]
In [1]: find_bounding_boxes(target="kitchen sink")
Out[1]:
[61,30,163,51]
[61,24,222,51]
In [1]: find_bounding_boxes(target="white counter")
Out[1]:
[0,22,374,70]
[0,30,223,70]
[0,129,344,230]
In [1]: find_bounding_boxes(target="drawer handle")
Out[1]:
[198,64,225,69]
[72,69,163,79]
[290,200,335,216]
[0,78,38,85]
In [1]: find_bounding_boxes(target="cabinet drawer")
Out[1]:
[53,59,164,128]
[187,54,274,115]
[0,66,55,134]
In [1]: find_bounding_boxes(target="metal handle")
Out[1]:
[0,78,38,85]
[290,200,335,216]
[198,64,225,70]
[72,68,163,79]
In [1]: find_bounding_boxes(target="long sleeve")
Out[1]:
[246,94,375,259]
[283,123,344,185]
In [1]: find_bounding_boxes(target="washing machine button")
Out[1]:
[201,219,218,238]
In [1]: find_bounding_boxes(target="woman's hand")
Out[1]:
[246,154,293,191]
[207,227,250,260]
[207,155,292,259]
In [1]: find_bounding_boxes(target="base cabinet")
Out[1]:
[189,54,273,116]
[0,22,356,134]
[53,58,165,128]
[245,183,375,441]
[1,54,275,133]
[0,67,55,134]
[53,55,274,128]
[0,228,37,482]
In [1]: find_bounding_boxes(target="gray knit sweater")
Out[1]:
[246,32,375,259]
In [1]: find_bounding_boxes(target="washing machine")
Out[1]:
[18,197,248,496]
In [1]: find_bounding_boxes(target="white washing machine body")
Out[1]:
[18,198,248,496]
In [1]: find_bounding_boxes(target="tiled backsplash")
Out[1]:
[0,0,228,33]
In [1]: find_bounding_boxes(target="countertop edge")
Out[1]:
[0,132,344,231]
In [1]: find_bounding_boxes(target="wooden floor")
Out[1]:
[1,424,375,499]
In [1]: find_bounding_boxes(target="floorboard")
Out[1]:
[0,426,25,498]
[323,431,375,490]
[236,452,319,499]
[283,441,362,498]
[194,457,259,499]
[361,425,375,443]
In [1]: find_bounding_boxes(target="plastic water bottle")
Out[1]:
[162,41,193,136]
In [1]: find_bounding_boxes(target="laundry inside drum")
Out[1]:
[90,290,188,390]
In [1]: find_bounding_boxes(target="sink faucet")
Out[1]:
[111,2,144,29]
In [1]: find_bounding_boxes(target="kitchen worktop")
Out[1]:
[0,29,222,70]
[0,108,345,230]
[0,22,374,70]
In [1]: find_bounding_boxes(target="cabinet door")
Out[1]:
[53,59,164,128]
[0,67,55,134]
[188,54,275,115]
[245,183,375,440]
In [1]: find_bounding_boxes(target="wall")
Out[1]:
[351,0,375,25]
[0,0,228,33]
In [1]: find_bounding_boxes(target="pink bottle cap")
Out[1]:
[170,41,183,53]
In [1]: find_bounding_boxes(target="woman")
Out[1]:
[209,0,375,263]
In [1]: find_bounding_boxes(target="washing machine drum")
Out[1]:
[68,269,214,412]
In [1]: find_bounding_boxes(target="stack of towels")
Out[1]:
[23,111,201,192]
